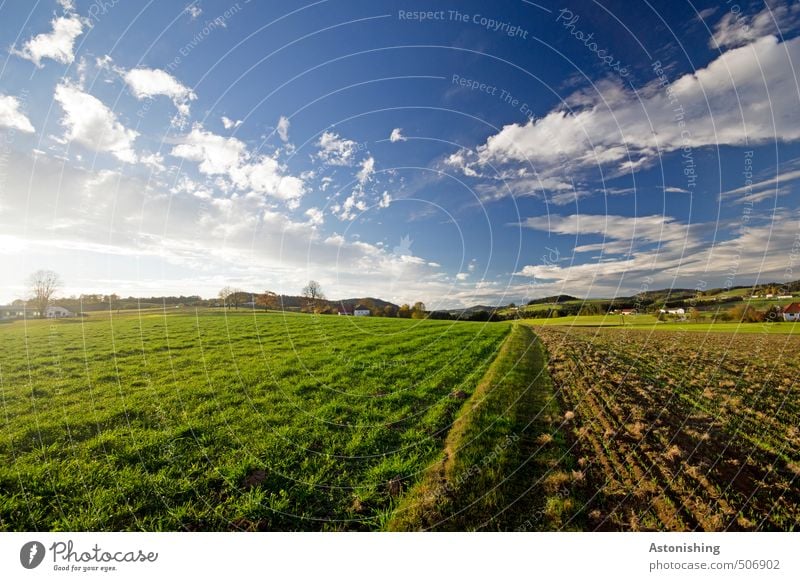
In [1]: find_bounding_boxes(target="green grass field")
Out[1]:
[526,314,800,334]
[0,310,511,531]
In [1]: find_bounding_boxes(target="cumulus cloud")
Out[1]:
[451,34,800,201]
[390,127,406,142]
[13,14,84,68]
[277,116,290,142]
[171,124,306,204]
[54,84,138,163]
[356,156,375,184]
[124,68,197,120]
[221,116,242,130]
[0,95,35,133]
[171,124,246,174]
[710,2,800,49]
[305,207,324,225]
[316,130,358,166]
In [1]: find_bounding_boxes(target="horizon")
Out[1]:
[2,1,800,309]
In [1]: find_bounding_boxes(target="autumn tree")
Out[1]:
[256,290,279,310]
[29,270,61,318]
[411,301,427,319]
[398,304,411,318]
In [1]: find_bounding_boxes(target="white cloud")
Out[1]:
[221,116,242,130]
[390,127,407,142]
[305,207,324,225]
[171,124,306,204]
[453,34,800,200]
[185,4,202,19]
[13,15,83,68]
[54,83,138,163]
[510,210,800,298]
[456,272,469,281]
[124,68,196,119]
[664,186,691,193]
[356,156,375,184]
[0,95,35,133]
[378,191,392,208]
[721,168,800,200]
[140,152,165,172]
[171,124,247,174]
[710,2,800,49]
[317,130,358,166]
[277,116,290,142]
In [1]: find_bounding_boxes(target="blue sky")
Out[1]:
[1,0,799,308]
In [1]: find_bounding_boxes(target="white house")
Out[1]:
[782,303,800,322]
[46,306,74,318]
[659,308,685,315]
[353,304,370,317]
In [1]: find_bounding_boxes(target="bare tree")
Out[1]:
[29,270,61,318]
[301,280,325,312]
[228,288,244,309]
[218,286,233,308]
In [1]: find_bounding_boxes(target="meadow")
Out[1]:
[0,310,510,530]
[3,308,798,532]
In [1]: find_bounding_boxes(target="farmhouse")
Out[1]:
[353,304,371,317]
[0,306,42,319]
[659,307,685,315]
[782,302,800,322]
[46,306,74,318]
[337,307,353,316]
[619,309,637,315]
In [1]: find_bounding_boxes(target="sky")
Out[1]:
[1,0,800,309]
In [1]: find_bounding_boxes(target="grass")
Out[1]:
[388,324,582,531]
[0,309,511,531]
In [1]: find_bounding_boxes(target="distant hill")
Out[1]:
[46,279,800,318]
[526,294,578,305]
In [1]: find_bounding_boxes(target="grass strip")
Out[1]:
[387,324,583,531]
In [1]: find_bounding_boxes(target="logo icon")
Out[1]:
[20,541,45,569]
